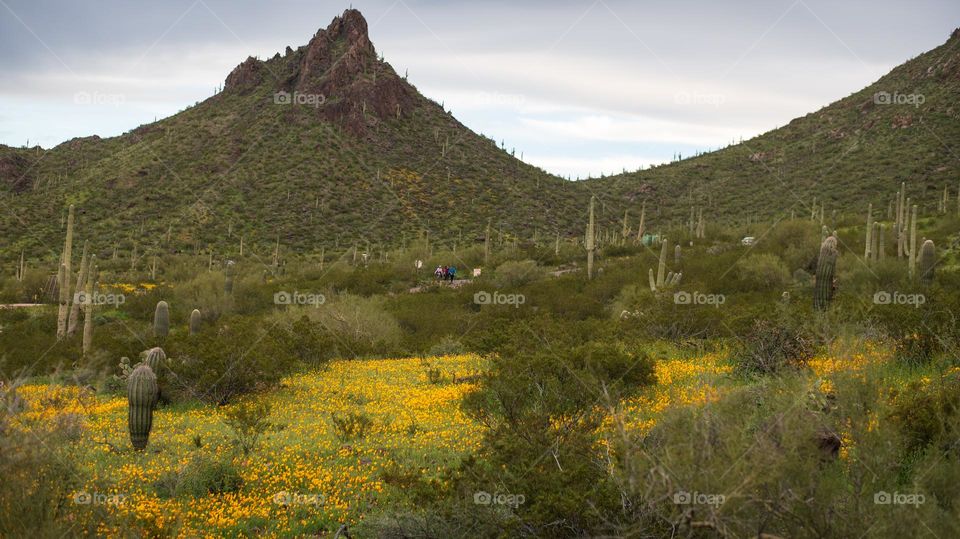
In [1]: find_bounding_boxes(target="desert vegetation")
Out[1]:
[2,176,959,537]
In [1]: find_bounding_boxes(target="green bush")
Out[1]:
[734,253,791,290]
[154,454,243,498]
[164,316,298,405]
[492,259,543,288]
[0,385,81,537]
[330,411,374,442]
[736,317,815,375]
[222,401,274,456]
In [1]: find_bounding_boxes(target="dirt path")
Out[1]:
[408,279,471,294]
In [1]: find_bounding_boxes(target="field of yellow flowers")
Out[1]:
[8,343,915,537]
[10,354,487,537]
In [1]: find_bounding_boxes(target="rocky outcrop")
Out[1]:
[222,9,419,136]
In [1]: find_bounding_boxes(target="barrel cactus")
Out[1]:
[919,240,936,285]
[814,236,838,311]
[127,364,159,451]
[153,301,169,339]
[189,309,201,335]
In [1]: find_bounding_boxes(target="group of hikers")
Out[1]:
[434,265,458,282]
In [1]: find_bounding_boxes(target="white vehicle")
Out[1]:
[741,236,756,246]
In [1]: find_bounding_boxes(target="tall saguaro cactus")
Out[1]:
[863,203,873,259]
[56,262,68,340]
[56,204,75,339]
[919,240,936,285]
[908,205,918,278]
[656,237,669,288]
[586,196,596,279]
[82,257,96,357]
[635,201,646,243]
[484,219,492,266]
[67,240,89,336]
[814,236,838,311]
[127,364,159,451]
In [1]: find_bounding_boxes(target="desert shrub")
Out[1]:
[426,335,465,357]
[330,411,373,442]
[154,454,243,498]
[336,263,412,296]
[0,268,51,303]
[492,259,543,288]
[734,253,790,290]
[171,271,227,322]
[894,332,939,366]
[298,294,402,358]
[889,372,960,455]
[453,318,655,536]
[736,317,815,375]
[0,384,81,537]
[222,401,273,456]
[164,316,298,405]
[387,291,473,354]
[266,312,334,365]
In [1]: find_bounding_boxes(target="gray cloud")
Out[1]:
[0,0,957,177]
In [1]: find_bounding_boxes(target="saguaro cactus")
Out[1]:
[127,364,159,451]
[56,262,68,339]
[814,236,838,311]
[82,257,96,357]
[674,244,682,265]
[635,201,646,243]
[153,301,169,339]
[656,237,669,288]
[484,219,492,266]
[908,205,918,278]
[224,261,235,294]
[586,196,596,279]
[189,309,201,335]
[56,204,76,339]
[67,241,89,336]
[142,347,167,373]
[863,203,873,259]
[919,240,936,285]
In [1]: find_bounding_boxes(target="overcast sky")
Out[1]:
[1,0,957,178]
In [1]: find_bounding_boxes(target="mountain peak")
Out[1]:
[325,8,371,46]
[222,8,417,136]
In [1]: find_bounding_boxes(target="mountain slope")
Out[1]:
[1,14,957,263]
[590,29,960,230]
[0,9,588,261]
